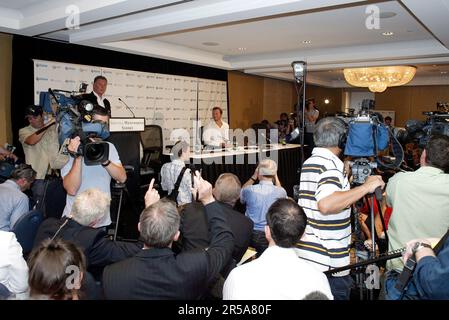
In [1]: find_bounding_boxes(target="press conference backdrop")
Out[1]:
[33,59,228,147]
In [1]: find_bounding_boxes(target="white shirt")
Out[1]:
[203,120,229,147]
[160,159,192,205]
[93,91,106,108]
[223,245,333,300]
[0,231,29,296]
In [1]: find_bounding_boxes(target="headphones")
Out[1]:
[334,117,348,151]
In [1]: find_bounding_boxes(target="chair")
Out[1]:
[140,125,163,184]
[12,209,44,255]
[251,123,270,145]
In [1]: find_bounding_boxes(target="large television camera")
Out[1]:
[338,103,404,184]
[42,86,110,166]
[393,111,449,148]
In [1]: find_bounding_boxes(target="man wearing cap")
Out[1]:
[81,75,111,115]
[240,159,287,256]
[18,105,69,210]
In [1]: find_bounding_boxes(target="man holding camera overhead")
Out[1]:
[19,105,69,210]
[61,106,126,228]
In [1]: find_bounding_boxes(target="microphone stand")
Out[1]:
[118,98,136,117]
[291,62,307,167]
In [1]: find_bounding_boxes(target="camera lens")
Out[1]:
[85,143,105,161]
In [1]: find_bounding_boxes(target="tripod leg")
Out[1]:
[113,189,123,242]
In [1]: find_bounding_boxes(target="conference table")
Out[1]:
[163,144,302,197]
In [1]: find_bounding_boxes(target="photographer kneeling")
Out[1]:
[61,107,126,229]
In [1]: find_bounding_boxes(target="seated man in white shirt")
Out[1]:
[223,198,333,300]
[202,107,229,148]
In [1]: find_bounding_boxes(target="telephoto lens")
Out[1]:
[83,141,109,166]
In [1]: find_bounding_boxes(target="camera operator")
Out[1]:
[385,134,449,299]
[61,107,126,229]
[81,75,111,116]
[296,117,385,300]
[18,105,69,209]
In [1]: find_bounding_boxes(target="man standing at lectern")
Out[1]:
[82,75,111,115]
[203,107,229,148]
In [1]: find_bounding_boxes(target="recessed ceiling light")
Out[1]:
[202,42,219,46]
[382,31,394,36]
[302,40,312,44]
[379,12,397,19]
[238,47,246,51]
[441,71,448,74]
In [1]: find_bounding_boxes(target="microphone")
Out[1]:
[260,132,274,145]
[118,98,136,117]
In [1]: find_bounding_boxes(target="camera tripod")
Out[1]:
[109,165,138,241]
[348,184,388,300]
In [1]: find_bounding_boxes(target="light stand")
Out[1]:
[291,61,307,166]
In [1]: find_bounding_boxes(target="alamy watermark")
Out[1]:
[65,265,82,290]
[365,5,380,30]
[65,5,80,30]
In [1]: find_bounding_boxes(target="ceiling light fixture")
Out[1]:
[379,12,397,19]
[343,66,417,93]
[382,31,394,36]
[202,42,219,46]
[324,99,330,104]
[302,40,312,44]
[238,47,247,51]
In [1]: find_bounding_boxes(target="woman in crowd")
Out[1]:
[27,239,86,300]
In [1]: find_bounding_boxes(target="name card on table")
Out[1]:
[109,118,145,132]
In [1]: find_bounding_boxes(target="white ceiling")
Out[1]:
[1,0,449,87]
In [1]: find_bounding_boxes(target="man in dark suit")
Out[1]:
[179,173,253,264]
[81,75,111,115]
[34,188,142,271]
[102,172,234,300]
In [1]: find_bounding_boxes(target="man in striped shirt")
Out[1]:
[296,117,384,300]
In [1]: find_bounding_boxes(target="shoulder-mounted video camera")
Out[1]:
[338,101,404,177]
[40,85,110,165]
[393,109,449,148]
[340,103,390,158]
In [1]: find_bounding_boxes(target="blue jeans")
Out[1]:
[326,274,353,300]
[0,283,11,300]
[385,271,419,300]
